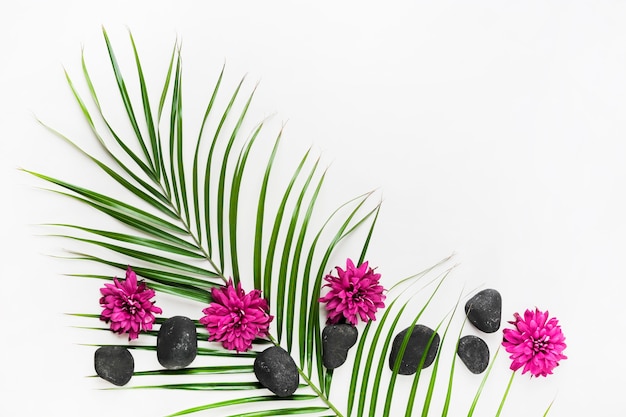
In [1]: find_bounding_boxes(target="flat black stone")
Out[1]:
[322,324,358,369]
[464,289,502,333]
[254,346,299,397]
[94,346,134,386]
[157,316,197,369]
[389,324,440,375]
[457,335,490,374]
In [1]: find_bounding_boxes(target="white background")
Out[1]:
[2,1,625,416]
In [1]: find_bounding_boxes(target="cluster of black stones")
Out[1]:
[319,288,502,377]
[94,315,301,396]
[459,288,502,374]
[94,316,198,386]
[96,289,501,390]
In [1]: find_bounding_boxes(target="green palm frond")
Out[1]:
[27,28,524,417]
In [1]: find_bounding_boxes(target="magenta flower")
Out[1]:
[199,279,273,352]
[319,258,386,325]
[99,266,162,340]
[502,308,567,377]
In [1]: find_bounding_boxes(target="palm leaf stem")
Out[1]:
[161,187,227,283]
[150,176,227,283]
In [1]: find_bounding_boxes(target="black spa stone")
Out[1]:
[157,316,197,369]
[322,324,358,369]
[457,335,490,374]
[94,346,134,386]
[254,346,299,397]
[389,324,440,375]
[464,289,502,333]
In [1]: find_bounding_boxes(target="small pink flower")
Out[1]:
[319,258,386,325]
[99,266,162,340]
[502,308,567,377]
[199,279,273,352]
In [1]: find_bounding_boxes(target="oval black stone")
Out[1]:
[464,289,502,333]
[389,324,440,375]
[457,335,490,374]
[254,346,299,397]
[322,324,358,369]
[94,346,134,386]
[157,316,197,369]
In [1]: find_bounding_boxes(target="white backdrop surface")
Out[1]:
[2,1,625,416]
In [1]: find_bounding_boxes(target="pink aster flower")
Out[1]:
[199,279,273,352]
[502,308,567,377]
[319,258,386,325]
[99,266,162,340]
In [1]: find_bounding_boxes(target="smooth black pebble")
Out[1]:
[464,289,502,333]
[157,316,197,369]
[457,335,490,374]
[322,324,358,369]
[389,324,440,375]
[94,346,134,386]
[254,346,299,397]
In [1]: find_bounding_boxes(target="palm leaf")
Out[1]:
[27,28,514,417]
